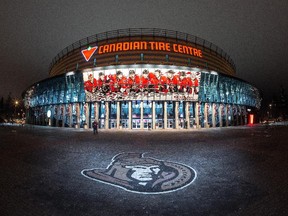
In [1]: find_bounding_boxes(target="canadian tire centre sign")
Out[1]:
[81,41,203,61]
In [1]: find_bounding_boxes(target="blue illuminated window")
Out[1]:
[165,54,169,62]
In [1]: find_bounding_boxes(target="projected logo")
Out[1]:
[81,153,197,194]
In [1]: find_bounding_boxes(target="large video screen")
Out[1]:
[82,66,201,101]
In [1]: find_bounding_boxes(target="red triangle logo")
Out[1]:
[81,46,98,61]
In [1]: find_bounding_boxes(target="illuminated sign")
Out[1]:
[81,46,98,61]
[81,41,203,61]
[249,114,254,124]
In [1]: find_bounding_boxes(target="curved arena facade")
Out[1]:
[23,28,261,130]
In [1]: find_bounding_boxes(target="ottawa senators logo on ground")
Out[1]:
[81,153,197,194]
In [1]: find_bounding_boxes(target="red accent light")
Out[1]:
[249,114,254,124]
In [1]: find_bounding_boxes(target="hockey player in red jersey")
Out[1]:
[84,74,97,93]
[186,72,199,95]
[163,70,178,93]
[127,70,140,93]
[111,70,127,94]
[149,69,167,93]
[97,72,110,94]
[176,71,190,93]
[140,69,150,93]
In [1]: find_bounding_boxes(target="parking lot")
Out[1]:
[0,124,287,215]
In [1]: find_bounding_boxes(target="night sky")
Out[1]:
[1,0,287,105]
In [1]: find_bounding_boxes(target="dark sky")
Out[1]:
[1,0,287,103]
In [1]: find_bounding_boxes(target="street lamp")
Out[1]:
[14,100,19,122]
[269,104,272,120]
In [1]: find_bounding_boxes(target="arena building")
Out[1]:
[23,28,261,130]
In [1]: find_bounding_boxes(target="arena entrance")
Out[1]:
[132,101,152,129]
[84,100,244,130]
[132,101,141,129]
[88,101,197,130]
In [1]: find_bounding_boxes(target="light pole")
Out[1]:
[269,104,272,120]
[14,100,18,122]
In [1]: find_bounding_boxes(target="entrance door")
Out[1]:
[110,102,117,129]
[189,102,196,128]
[178,101,185,129]
[155,101,163,129]
[120,102,129,129]
[110,119,117,128]
[121,119,129,128]
[167,119,174,128]
[132,119,141,129]
[143,101,152,129]
[155,119,163,129]
[132,101,141,129]
[143,119,152,129]
[167,102,174,129]
[99,101,105,129]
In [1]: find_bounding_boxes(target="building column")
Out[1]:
[94,102,99,121]
[219,104,223,127]
[41,107,45,125]
[152,101,156,130]
[58,105,62,127]
[62,105,66,127]
[185,102,190,129]
[116,101,121,129]
[76,103,80,128]
[240,106,244,125]
[55,105,59,127]
[84,103,89,129]
[244,106,248,125]
[43,106,47,126]
[46,106,51,126]
[240,106,245,125]
[230,105,234,126]
[236,105,239,126]
[105,101,109,129]
[204,103,209,128]
[52,105,56,126]
[43,107,47,125]
[237,105,240,126]
[212,103,216,128]
[128,101,132,129]
[225,104,229,127]
[232,105,235,126]
[56,105,60,127]
[195,102,200,129]
[69,104,72,127]
[163,101,167,129]
[140,101,144,129]
[175,101,179,129]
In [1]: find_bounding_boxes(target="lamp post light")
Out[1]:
[47,110,51,126]
[269,104,272,120]
[14,100,19,122]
